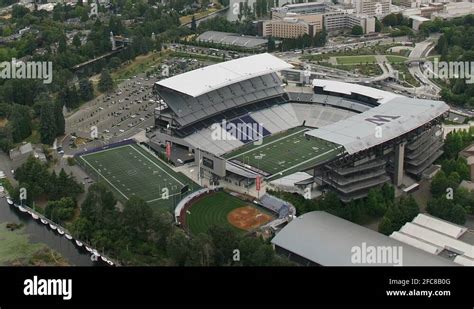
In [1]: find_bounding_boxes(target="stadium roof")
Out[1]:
[305,96,449,154]
[312,79,401,104]
[197,31,268,48]
[271,211,456,266]
[156,53,292,97]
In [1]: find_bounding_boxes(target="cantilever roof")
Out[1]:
[312,79,401,104]
[305,96,449,154]
[155,53,292,97]
[271,211,456,266]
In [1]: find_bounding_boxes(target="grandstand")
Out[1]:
[149,54,450,203]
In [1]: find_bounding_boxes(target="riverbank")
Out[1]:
[0,222,69,266]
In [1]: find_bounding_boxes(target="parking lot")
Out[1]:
[66,73,157,140]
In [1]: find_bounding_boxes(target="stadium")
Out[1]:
[149,53,449,204]
[75,53,449,233]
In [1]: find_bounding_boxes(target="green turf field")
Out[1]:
[185,191,263,235]
[223,127,342,180]
[78,144,198,210]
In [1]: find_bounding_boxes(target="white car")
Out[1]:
[119,129,125,133]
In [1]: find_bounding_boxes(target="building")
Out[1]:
[262,14,324,38]
[324,11,375,33]
[305,79,448,202]
[150,54,449,203]
[408,15,430,31]
[196,31,268,50]
[271,211,456,266]
[354,0,390,16]
[265,6,375,38]
[391,213,474,266]
[272,1,327,17]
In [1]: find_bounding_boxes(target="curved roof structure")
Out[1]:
[271,211,456,266]
[312,79,401,104]
[305,95,449,155]
[156,53,292,97]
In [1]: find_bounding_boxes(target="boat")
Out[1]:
[85,246,92,252]
[6,198,13,205]
[57,229,65,235]
[49,223,57,230]
[65,234,73,240]
[107,260,114,266]
[40,218,48,224]
[18,206,27,213]
[31,213,39,220]
[75,240,83,247]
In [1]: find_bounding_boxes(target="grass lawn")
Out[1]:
[78,144,198,210]
[185,191,248,235]
[335,55,377,65]
[385,55,408,64]
[179,8,217,25]
[224,127,342,180]
[0,223,67,266]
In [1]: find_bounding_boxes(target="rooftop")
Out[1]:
[305,95,449,155]
[155,53,292,98]
[312,79,401,104]
[271,211,456,266]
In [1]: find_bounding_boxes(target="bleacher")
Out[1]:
[156,73,285,128]
[259,193,293,219]
[225,115,271,142]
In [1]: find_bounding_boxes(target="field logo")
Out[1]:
[351,242,403,266]
[0,58,52,84]
[424,58,474,84]
[211,119,264,144]
[24,276,72,300]
[365,115,400,126]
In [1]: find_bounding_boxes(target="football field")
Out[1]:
[78,144,197,210]
[224,127,343,180]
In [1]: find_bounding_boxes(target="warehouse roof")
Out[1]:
[271,211,456,266]
[197,31,268,48]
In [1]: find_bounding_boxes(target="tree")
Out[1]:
[267,36,276,52]
[122,197,153,243]
[98,69,114,93]
[79,78,94,101]
[351,25,364,36]
[375,18,382,32]
[39,102,58,145]
[72,34,82,49]
[191,15,197,31]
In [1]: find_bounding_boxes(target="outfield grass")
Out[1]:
[185,191,249,235]
[78,144,198,210]
[224,127,342,180]
[335,55,376,65]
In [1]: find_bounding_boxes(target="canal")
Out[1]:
[0,198,102,266]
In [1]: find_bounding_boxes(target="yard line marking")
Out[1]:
[130,145,184,186]
[227,128,308,159]
[267,146,343,181]
[79,157,129,200]
[146,192,182,203]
